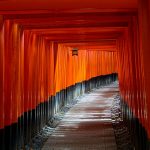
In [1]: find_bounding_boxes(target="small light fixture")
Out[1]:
[72,48,78,56]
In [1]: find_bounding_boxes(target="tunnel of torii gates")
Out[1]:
[0,0,150,149]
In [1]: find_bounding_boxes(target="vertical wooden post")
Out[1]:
[138,0,150,141]
[0,15,4,150]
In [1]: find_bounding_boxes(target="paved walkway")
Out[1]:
[42,83,118,150]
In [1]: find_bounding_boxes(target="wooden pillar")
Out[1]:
[0,15,5,150]
[138,0,150,139]
[0,15,4,130]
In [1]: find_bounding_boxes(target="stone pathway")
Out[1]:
[42,83,119,150]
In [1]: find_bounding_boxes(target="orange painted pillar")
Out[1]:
[0,15,4,129]
[138,0,150,138]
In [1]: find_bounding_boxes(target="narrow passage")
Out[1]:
[42,83,119,150]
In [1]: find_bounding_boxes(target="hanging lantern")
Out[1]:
[72,48,78,56]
